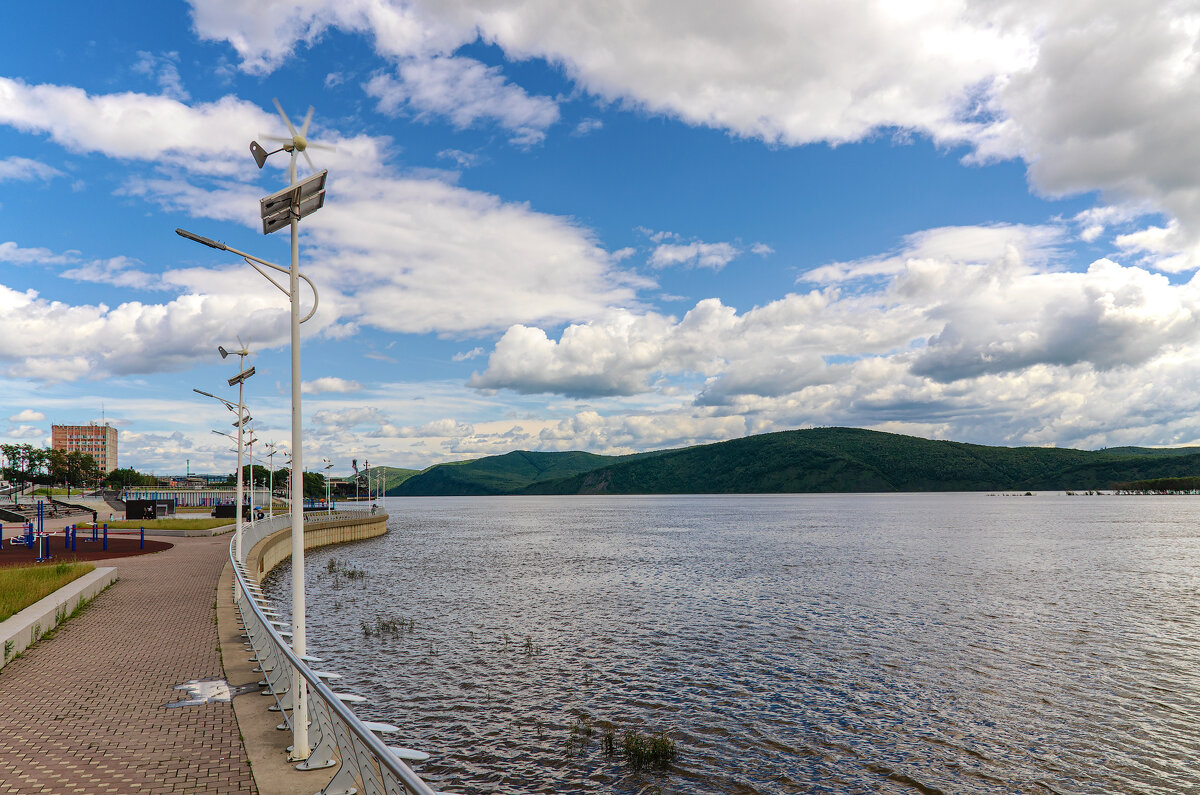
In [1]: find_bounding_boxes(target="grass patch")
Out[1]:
[103,517,231,531]
[621,730,676,770]
[29,488,88,496]
[0,562,95,622]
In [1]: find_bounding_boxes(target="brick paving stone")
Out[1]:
[0,534,256,793]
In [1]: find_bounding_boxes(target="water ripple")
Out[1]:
[262,494,1200,794]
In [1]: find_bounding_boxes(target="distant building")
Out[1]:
[51,422,118,473]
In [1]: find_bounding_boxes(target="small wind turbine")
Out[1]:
[250,99,335,184]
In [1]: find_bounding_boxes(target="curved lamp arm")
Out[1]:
[242,256,320,324]
[175,229,320,324]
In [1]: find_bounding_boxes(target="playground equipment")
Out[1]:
[2,517,150,560]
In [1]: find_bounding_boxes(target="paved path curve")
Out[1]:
[0,533,256,793]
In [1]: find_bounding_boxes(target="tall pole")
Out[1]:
[247,430,255,537]
[288,151,310,761]
[267,443,276,519]
[235,360,245,563]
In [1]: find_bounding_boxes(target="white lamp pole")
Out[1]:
[177,98,330,762]
[247,426,256,535]
[235,351,247,561]
[266,442,278,519]
[285,147,312,761]
[212,427,255,534]
[323,458,333,514]
[195,378,251,558]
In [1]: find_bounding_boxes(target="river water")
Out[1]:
[261,494,1200,794]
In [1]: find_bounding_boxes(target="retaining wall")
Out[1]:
[247,513,387,581]
[0,567,117,671]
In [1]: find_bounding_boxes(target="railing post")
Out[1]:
[103,524,107,551]
[140,526,145,550]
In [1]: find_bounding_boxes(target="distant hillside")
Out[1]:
[388,428,1200,496]
[1098,446,1200,457]
[525,428,1200,494]
[390,450,656,496]
[356,466,419,496]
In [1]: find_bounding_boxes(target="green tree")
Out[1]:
[260,468,323,498]
[4,444,50,486]
[3,443,34,484]
[47,448,68,490]
[103,467,159,488]
[304,471,325,499]
[69,451,102,490]
[241,464,271,488]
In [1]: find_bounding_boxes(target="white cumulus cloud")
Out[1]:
[650,241,741,271]
[302,377,364,394]
[468,222,1200,449]
[365,55,559,145]
[0,156,63,183]
[187,0,1200,273]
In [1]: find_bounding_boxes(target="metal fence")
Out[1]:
[231,509,445,795]
[123,487,272,508]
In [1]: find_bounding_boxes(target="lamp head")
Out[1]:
[250,140,269,169]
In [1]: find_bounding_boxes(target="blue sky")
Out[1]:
[2,1,1199,475]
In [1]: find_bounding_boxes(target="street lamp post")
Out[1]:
[176,101,329,760]
[322,458,333,514]
[266,442,278,519]
[227,346,254,561]
[195,370,252,561]
[246,427,257,532]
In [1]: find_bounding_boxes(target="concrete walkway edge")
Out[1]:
[0,566,117,671]
[218,514,388,795]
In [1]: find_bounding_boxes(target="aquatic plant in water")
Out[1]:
[622,730,676,770]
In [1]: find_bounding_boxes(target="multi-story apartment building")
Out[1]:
[51,422,118,473]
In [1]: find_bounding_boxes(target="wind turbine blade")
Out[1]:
[306,142,337,152]
[303,150,316,173]
[259,134,292,143]
[300,106,314,136]
[273,98,298,137]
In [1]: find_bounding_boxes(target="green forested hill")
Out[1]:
[388,427,1200,496]
[373,466,419,493]
[390,449,656,495]
[1098,446,1200,457]
[524,428,1200,494]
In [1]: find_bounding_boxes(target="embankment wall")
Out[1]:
[246,513,387,581]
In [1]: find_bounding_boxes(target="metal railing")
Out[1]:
[231,510,443,795]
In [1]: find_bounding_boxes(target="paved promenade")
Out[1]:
[0,529,256,793]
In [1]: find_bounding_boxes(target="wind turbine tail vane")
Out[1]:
[253,99,335,180]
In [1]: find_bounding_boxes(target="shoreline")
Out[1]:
[219,511,388,795]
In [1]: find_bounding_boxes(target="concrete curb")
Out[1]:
[144,524,235,537]
[218,513,388,795]
[0,566,117,671]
